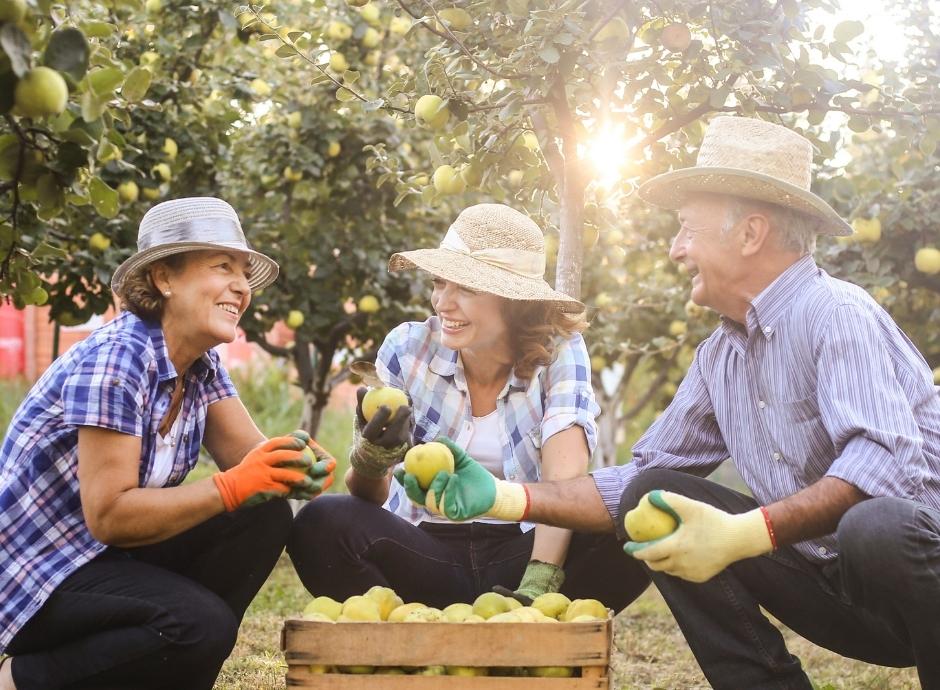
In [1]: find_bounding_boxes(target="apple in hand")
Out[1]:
[403,441,455,489]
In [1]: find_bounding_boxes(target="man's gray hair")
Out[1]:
[721,198,819,255]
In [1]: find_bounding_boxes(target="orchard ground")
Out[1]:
[0,375,921,687]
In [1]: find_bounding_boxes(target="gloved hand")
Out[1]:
[624,490,774,583]
[287,438,337,501]
[212,431,315,511]
[393,437,529,522]
[493,559,565,605]
[348,386,413,479]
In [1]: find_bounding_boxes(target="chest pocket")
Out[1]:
[413,412,441,444]
[779,395,820,424]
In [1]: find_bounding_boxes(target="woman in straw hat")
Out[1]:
[288,203,637,613]
[0,198,335,690]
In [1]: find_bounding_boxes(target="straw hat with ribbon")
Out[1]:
[638,116,853,237]
[388,203,583,313]
[111,197,279,295]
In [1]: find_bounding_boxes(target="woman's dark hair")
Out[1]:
[115,253,188,320]
[500,300,588,380]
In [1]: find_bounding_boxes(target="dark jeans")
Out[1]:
[287,493,646,612]
[6,499,293,690]
[619,469,938,690]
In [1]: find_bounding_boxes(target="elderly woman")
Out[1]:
[0,198,334,690]
[288,203,636,611]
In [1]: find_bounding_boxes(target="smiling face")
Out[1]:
[430,277,510,357]
[152,250,252,354]
[669,194,748,317]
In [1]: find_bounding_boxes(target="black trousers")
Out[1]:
[7,499,293,690]
[287,493,647,612]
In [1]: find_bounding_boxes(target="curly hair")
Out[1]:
[114,254,188,321]
[500,300,588,381]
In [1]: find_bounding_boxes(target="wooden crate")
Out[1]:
[281,619,611,688]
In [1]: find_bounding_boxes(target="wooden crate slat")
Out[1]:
[282,620,610,667]
[286,671,608,689]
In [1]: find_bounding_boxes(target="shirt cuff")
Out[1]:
[590,463,638,526]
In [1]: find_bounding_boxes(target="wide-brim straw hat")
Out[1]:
[111,197,279,295]
[389,203,584,313]
[638,116,853,237]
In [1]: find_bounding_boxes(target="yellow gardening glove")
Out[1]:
[624,490,774,583]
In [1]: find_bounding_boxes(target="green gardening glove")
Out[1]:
[287,438,337,501]
[393,437,529,522]
[493,559,566,605]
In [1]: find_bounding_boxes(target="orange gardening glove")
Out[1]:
[212,431,313,511]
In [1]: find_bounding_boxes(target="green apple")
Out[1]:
[403,441,455,489]
[117,181,139,203]
[915,247,940,274]
[361,386,409,421]
[414,94,450,130]
[14,67,68,118]
[432,164,466,195]
[624,493,678,542]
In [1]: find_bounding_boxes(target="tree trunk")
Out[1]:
[295,338,339,439]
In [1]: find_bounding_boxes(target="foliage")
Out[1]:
[0,377,29,440]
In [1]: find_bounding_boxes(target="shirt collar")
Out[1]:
[137,313,217,384]
[747,254,819,340]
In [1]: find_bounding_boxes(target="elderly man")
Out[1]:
[397,117,940,688]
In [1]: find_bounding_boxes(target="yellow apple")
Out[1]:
[357,294,379,312]
[303,595,343,620]
[529,666,574,677]
[145,0,161,12]
[506,169,524,190]
[326,20,352,41]
[283,165,303,182]
[531,592,571,619]
[328,51,348,72]
[851,217,881,243]
[512,130,540,152]
[88,232,111,252]
[624,492,678,542]
[327,140,342,157]
[433,164,466,195]
[684,299,706,319]
[594,292,613,309]
[414,94,450,130]
[152,163,172,182]
[661,22,692,52]
[447,666,488,676]
[14,67,68,118]
[364,585,404,620]
[361,386,409,421]
[436,7,472,30]
[389,15,411,35]
[287,111,302,129]
[914,247,940,274]
[561,598,608,622]
[0,0,27,23]
[337,665,376,673]
[139,51,160,66]
[162,137,178,161]
[403,607,444,622]
[668,320,687,337]
[403,441,455,490]
[286,310,304,329]
[339,595,382,621]
[472,591,511,619]
[142,187,161,201]
[359,2,380,24]
[590,355,606,371]
[117,181,139,203]
[387,602,427,622]
[360,26,381,47]
[442,602,474,622]
[363,50,380,66]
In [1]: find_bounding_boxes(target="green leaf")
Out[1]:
[539,46,560,64]
[89,176,119,219]
[833,20,864,43]
[88,68,124,97]
[0,23,32,77]
[80,21,116,39]
[335,87,357,102]
[80,89,108,122]
[275,44,299,58]
[44,28,90,82]
[122,66,152,102]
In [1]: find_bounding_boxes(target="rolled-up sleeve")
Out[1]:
[818,304,924,499]
[591,345,728,522]
[540,334,600,454]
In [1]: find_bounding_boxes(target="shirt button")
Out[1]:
[507,474,516,480]
[763,326,773,335]
[772,452,782,460]
[758,400,766,409]
[817,546,828,556]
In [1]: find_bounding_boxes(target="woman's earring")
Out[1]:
[163,291,171,297]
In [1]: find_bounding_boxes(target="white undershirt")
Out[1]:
[147,413,180,488]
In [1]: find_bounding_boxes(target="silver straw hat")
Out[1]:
[111,197,279,294]
[638,116,853,236]
[389,203,584,313]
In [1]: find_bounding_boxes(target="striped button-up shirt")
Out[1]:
[0,311,236,651]
[593,255,940,563]
[379,317,600,530]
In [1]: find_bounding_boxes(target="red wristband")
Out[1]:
[759,506,778,550]
[520,484,532,521]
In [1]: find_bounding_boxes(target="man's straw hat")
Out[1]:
[638,116,853,236]
[388,203,584,312]
[111,197,279,295]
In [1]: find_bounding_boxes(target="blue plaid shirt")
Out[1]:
[379,317,600,530]
[592,256,940,563]
[0,311,236,651]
